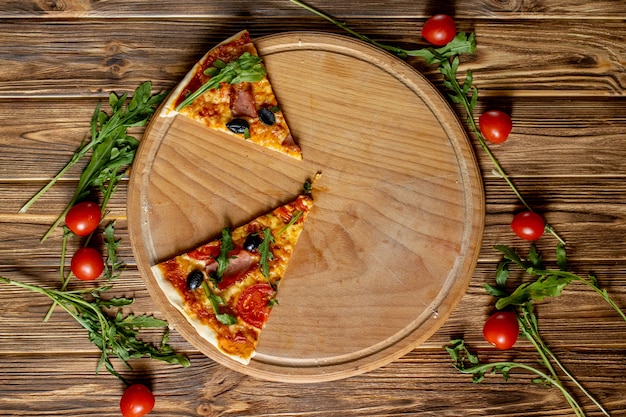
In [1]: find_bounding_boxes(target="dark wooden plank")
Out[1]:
[2,180,626,266]
[1,205,626,265]
[1,97,625,182]
[0,350,624,416]
[1,0,625,19]
[0,20,624,97]
[2,262,626,353]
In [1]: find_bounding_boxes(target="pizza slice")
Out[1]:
[151,192,313,364]
[161,30,302,159]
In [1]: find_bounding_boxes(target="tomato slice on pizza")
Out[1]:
[151,193,313,364]
[161,30,302,159]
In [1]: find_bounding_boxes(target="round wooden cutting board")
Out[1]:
[127,32,484,383]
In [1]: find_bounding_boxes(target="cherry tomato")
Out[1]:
[511,211,545,241]
[237,283,274,329]
[479,110,513,144]
[483,311,519,350]
[70,247,104,281]
[421,14,457,46]
[65,201,102,236]
[120,384,155,417]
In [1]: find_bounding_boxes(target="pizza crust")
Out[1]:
[151,262,255,365]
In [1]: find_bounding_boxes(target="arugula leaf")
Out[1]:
[176,52,266,111]
[495,275,575,310]
[495,245,525,267]
[527,245,543,269]
[201,282,237,325]
[215,228,235,281]
[19,81,167,242]
[0,276,189,382]
[258,228,275,281]
[556,243,568,271]
[484,255,510,297]
[103,221,125,281]
[278,210,303,236]
[494,258,510,289]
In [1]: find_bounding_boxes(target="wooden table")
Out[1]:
[1,1,625,416]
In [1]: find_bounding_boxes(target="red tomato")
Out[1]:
[483,311,519,350]
[120,384,155,417]
[511,211,545,241]
[187,241,220,261]
[237,283,274,329]
[421,14,457,46]
[71,247,104,281]
[65,201,102,236]
[479,110,513,144]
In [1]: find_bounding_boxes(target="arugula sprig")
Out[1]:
[288,0,475,61]
[200,228,238,325]
[43,220,126,322]
[258,228,275,284]
[15,82,189,380]
[201,281,237,325]
[469,243,616,417]
[0,275,190,382]
[176,52,266,111]
[447,339,587,417]
[19,81,167,243]
[214,228,235,281]
[259,210,304,286]
[487,244,626,322]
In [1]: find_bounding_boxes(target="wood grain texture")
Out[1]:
[1,0,625,18]
[1,0,626,415]
[0,21,623,97]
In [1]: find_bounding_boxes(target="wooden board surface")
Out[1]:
[4,1,626,414]
[127,32,484,382]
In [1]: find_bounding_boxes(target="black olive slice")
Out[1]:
[186,269,204,291]
[226,118,249,135]
[243,233,263,252]
[257,108,276,126]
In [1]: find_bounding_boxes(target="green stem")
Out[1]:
[43,229,73,322]
[440,65,566,245]
[523,267,626,323]
[578,277,626,323]
[455,360,586,417]
[18,140,90,215]
[518,307,609,416]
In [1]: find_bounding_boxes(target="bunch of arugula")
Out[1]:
[20,81,167,242]
[0,221,190,383]
[9,81,190,380]
[448,243,623,417]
